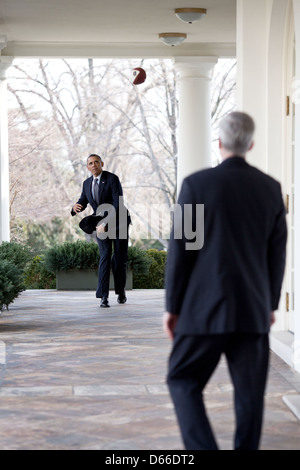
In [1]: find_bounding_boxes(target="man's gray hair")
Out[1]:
[219,112,255,155]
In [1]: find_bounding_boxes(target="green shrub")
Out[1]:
[0,259,25,311]
[0,242,32,271]
[133,249,167,289]
[127,246,153,275]
[43,241,154,278]
[0,242,33,310]
[24,255,56,289]
[43,240,100,272]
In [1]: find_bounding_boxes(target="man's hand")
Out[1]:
[73,203,83,214]
[96,223,106,236]
[163,312,179,341]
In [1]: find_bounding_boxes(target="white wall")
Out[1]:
[293,0,300,372]
[237,0,288,329]
[237,0,300,370]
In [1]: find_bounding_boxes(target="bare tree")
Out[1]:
[211,59,237,164]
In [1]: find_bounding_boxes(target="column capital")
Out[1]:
[0,57,13,80]
[174,56,218,78]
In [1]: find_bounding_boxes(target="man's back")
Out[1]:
[166,156,287,335]
[165,112,288,451]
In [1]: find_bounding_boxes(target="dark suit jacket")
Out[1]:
[166,157,287,335]
[71,170,130,227]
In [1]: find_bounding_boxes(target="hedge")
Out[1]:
[43,242,166,289]
[24,255,56,289]
[43,241,154,277]
[0,242,31,311]
[133,249,167,289]
[0,242,167,308]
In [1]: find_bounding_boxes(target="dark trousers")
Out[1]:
[167,333,270,450]
[96,231,128,298]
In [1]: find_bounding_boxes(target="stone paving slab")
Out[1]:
[0,289,299,450]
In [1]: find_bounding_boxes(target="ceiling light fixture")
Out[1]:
[175,8,207,24]
[159,33,187,47]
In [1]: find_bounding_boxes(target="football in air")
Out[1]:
[131,67,147,85]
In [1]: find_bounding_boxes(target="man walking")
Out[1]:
[164,112,287,450]
[72,154,130,308]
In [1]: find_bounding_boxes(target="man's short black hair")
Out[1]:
[87,154,103,164]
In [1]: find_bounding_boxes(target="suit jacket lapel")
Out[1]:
[86,176,98,213]
[87,176,94,201]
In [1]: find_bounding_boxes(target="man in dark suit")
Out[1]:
[164,112,287,450]
[72,154,130,308]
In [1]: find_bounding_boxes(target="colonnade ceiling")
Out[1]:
[0,0,236,58]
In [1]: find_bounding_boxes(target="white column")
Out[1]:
[0,58,13,244]
[236,0,269,172]
[293,0,300,373]
[175,57,218,193]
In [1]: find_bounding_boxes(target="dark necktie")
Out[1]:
[94,178,100,205]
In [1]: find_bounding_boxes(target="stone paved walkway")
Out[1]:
[0,289,300,450]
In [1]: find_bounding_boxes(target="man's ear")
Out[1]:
[248,141,255,152]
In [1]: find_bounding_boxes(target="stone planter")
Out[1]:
[56,269,133,291]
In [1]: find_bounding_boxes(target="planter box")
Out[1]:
[56,269,133,291]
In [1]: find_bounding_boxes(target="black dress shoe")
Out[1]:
[117,292,127,304]
[100,297,110,308]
